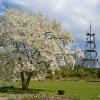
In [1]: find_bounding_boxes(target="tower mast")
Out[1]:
[82,24,98,68]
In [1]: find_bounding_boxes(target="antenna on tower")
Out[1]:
[89,21,92,34]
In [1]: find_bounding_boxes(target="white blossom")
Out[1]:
[76,47,84,58]
[0,8,74,83]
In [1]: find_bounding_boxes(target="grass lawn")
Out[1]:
[0,80,100,100]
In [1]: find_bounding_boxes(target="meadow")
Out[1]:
[0,80,100,100]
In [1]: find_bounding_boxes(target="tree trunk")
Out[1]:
[21,71,32,90]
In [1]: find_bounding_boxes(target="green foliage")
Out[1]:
[45,70,53,80]
[96,69,100,78]
[55,67,100,79]
[45,74,53,80]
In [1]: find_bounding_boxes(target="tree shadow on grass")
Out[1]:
[0,86,54,94]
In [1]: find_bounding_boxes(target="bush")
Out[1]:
[46,74,53,80]
[55,67,100,79]
[96,69,100,78]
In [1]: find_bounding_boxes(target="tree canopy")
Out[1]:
[0,8,83,89]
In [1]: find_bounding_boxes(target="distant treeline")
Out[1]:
[45,66,100,80]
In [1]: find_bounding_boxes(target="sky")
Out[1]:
[0,0,100,60]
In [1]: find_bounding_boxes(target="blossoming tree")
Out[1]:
[0,9,82,89]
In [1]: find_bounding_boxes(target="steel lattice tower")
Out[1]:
[82,24,99,68]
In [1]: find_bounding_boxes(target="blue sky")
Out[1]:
[0,0,100,60]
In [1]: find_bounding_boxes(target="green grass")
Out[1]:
[0,80,100,100]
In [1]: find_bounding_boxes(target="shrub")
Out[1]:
[46,74,53,80]
[96,69,100,78]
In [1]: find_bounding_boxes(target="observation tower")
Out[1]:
[82,24,99,68]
